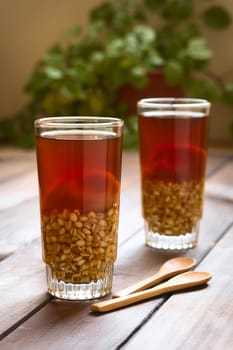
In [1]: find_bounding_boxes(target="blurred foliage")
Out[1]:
[0,0,233,148]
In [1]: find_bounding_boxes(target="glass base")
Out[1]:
[144,221,200,250]
[46,264,113,300]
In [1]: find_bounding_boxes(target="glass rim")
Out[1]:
[34,116,124,128]
[137,97,211,109]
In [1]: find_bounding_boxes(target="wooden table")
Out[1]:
[0,148,233,349]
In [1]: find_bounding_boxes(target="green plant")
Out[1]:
[0,0,233,148]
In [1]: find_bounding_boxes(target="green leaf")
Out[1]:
[90,51,105,64]
[222,82,233,105]
[150,0,193,21]
[43,45,63,65]
[131,66,146,77]
[202,6,232,29]
[0,118,15,144]
[89,93,106,114]
[123,116,139,149]
[189,79,221,101]
[87,20,105,37]
[125,34,138,54]
[44,66,63,80]
[129,66,147,88]
[144,0,164,12]
[133,25,156,44]
[186,38,212,61]
[106,38,124,57]
[90,1,115,23]
[148,54,164,67]
[60,86,74,100]
[68,25,82,37]
[164,60,183,84]
[24,70,50,96]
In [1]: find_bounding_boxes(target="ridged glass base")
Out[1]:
[46,264,113,300]
[144,221,200,250]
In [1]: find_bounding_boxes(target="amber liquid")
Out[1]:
[138,111,208,245]
[138,113,208,183]
[36,131,122,214]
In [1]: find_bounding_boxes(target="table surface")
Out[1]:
[0,148,233,350]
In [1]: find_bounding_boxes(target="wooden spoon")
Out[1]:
[112,257,196,298]
[91,271,212,313]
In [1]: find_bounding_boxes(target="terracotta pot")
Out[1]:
[118,69,185,114]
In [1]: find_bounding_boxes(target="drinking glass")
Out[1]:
[137,98,210,250]
[35,116,124,299]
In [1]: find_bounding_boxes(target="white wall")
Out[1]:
[0,0,99,117]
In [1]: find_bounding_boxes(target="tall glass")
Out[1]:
[137,98,210,250]
[35,116,124,300]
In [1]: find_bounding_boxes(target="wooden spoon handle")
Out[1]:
[112,257,196,298]
[91,271,212,313]
[91,282,172,313]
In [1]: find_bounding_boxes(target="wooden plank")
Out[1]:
[206,152,229,176]
[205,158,233,202]
[0,151,36,183]
[0,169,38,211]
[0,195,232,347]
[0,148,33,160]
[121,151,231,186]
[119,183,143,244]
[121,226,233,350]
[0,239,48,337]
[0,198,40,259]
[121,151,140,189]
